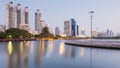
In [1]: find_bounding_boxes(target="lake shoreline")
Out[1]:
[0,38,54,42]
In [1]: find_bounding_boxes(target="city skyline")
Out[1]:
[1,0,120,35]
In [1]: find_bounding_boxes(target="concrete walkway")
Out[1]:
[65,39,120,49]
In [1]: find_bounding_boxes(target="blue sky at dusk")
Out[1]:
[0,0,120,35]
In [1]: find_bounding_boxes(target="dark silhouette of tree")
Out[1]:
[0,32,6,39]
[39,27,54,38]
[5,28,32,39]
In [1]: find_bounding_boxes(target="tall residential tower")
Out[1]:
[6,2,15,29]
[14,4,21,28]
[22,7,29,24]
[21,7,30,31]
[35,9,41,34]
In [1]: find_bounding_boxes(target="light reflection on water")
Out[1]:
[0,40,120,68]
[59,42,65,56]
[7,41,13,55]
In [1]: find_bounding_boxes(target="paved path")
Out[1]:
[65,39,120,49]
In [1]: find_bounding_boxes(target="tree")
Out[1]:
[39,27,54,38]
[5,28,32,39]
[42,27,50,34]
[0,32,6,39]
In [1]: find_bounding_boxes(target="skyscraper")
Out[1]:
[35,9,41,34]
[77,25,79,35]
[106,29,114,37]
[22,7,29,24]
[21,7,29,31]
[71,18,76,36]
[64,20,71,36]
[55,26,60,35]
[81,27,85,36]
[6,1,15,29]
[14,4,21,28]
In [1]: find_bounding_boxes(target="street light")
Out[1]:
[89,11,94,68]
[89,11,94,38]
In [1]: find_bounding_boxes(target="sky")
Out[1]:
[0,0,120,35]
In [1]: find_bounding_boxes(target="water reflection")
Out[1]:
[0,40,120,68]
[59,42,65,56]
[19,42,23,53]
[64,45,72,59]
[3,40,97,68]
[6,41,30,68]
[80,48,84,57]
[7,41,13,55]
[48,41,53,54]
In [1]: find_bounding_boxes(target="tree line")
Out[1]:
[0,27,62,39]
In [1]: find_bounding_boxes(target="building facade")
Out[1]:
[106,29,114,37]
[81,27,86,36]
[77,25,79,36]
[55,26,60,35]
[14,4,21,28]
[22,7,29,25]
[64,20,71,36]
[35,9,41,34]
[6,2,15,29]
[21,7,29,31]
[6,2,28,30]
[40,20,47,28]
[71,18,76,36]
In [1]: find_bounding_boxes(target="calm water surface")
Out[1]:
[0,40,120,68]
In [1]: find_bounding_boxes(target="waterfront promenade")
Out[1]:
[65,39,120,49]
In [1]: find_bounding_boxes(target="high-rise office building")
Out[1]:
[71,18,76,36]
[106,29,114,37]
[6,1,15,29]
[35,9,41,34]
[77,25,79,35]
[81,27,85,36]
[106,29,110,37]
[22,7,29,24]
[14,4,21,28]
[64,20,71,36]
[55,26,60,35]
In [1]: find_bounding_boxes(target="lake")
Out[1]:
[0,40,120,68]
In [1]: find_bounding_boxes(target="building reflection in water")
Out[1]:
[64,44,78,59]
[34,41,41,67]
[48,41,53,54]
[59,42,65,56]
[80,48,85,57]
[25,41,31,47]
[19,42,23,53]
[41,40,45,54]
[7,41,13,55]
[6,41,30,68]
[46,40,53,58]
[5,40,86,68]
[64,45,72,59]
[71,47,76,59]
[33,40,50,67]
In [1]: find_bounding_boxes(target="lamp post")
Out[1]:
[89,11,94,38]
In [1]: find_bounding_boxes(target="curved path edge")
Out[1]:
[65,40,120,49]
